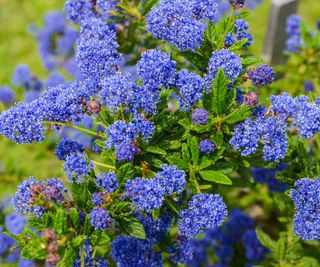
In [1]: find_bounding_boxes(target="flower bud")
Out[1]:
[244,92,259,107]
[42,229,56,242]
[88,100,101,114]
[47,241,59,253]
[46,253,60,265]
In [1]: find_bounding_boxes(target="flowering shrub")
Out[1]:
[1,0,320,266]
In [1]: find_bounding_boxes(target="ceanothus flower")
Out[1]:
[146,0,205,51]
[242,230,269,262]
[95,172,119,193]
[64,152,94,182]
[89,207,113,230]
[76,17,120,84]
[0,86,15,104]
[46,72,65,88]
[304,81,315,92]
[115,140,140,162]
[291,178,320,240]
[0,100,46,144]
[191,108,209,126]
[199,139,215,155]
[55,138,84,161]
[178,193,227,238]
[174,70,206,110]
[225,19,253,48]
[286,14,302,52]
[11,64,31,87]
[5,214,26,235]
[125,177,164,212]
[206,49,242,82]
[156,164,186,195]
[229,0,246,7]
[137,50,176,90]
[248,65,275,86]
[111,236,163,267]
[91,192,104,205]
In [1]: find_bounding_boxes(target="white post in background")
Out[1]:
[263,0,298,66]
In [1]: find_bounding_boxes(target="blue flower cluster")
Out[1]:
[76,17,120,86]
[286,14,302,53]
[248,65,275,87]
[89,207,113,230]
[198,139,216,155]
[105,116,154,162]
[35,12,79,73]
[64,152,94,182]
[110,236,162,267]
[206,49,242,82]
[146,0,218,51]
[252,164,287,192]
[225,19,253,48]
[11,177,65,217]
[0,86,15,105]
[55,138,84,160]
[191,108,209,126]
[95,172,119,193]
[178,193,227,238]
[125,165,186,212]
[291,178,320,240]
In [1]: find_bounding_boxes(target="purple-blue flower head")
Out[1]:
[0,86,15,104]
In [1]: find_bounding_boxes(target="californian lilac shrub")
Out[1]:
[1,0,320,266]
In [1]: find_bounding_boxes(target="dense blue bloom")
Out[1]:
[125,177,164,212]
[64,152,94,182]
[5,214,26,235]
[0,86,15,104]
[236,88,244,105]
[55,138,84,161]
[286,14,302,52]
[225,19,253,48]
[111,236,163,267]
[99,72,135,111]
[95,172,119,193]
[91,192,104,205]
[192,0,218,21]
[11,65,31,87]
[224,33,236,47]
[199,139,216,155]
[156,164,186,195]
[0,100,46,143]
[206,49,242,82]
[252,164,287,192]
[248,65,275,86]
[76,17,120,84]
[115,140,140,162]
[89,207,112,230]
[137,50,176,90]
[139,213,173,242]
[191,108,209,125]
[64,0,93,23]
[242,230,269,261]
[46,72,65,88]
[304,81,315,92]
[146,0,205,51]
[169,236,199,265]
[11,177,44,216]
[0,226,16,256]
[291,178,320,240]
[178,193,227,238]
[174,70,206,110]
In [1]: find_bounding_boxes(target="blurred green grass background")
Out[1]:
[0,0,319,200]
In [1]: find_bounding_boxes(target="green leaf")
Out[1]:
[27,213,50,231]
[4,231,26,246]
[178,118,193,129]
[274,235,286,260]
[199,156,213,170]
[188,137,199,166]
[235,10,251,19]
[117,163,133,183]
[89,230,111,246]
[84,215,94,236]
[181,51,208,69]
[212,69,229,115]
[199,170,232,185]
[21,240,47,260]
[70,183,89,209]
[211,131,224,149]
[70,208,80,230]
[296,257,319,267]
[182,143,190,163]
[241,55,263,67]
[117,217,147,239]
[166,155,189,170]
[145,146,166,155]
[229,38,249,51]
[71,235,86,247]
[53,208,67,235]
[255,228,276,250]
[57,246,80,267]
[225,105,252,125]
[211,161,235,174]
[199,184,212,190]
[142,0,159,15]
